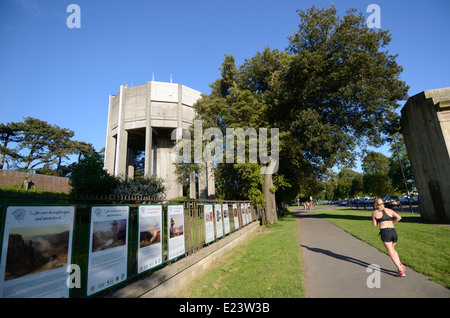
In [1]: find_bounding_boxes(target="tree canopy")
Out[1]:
[190,5,409,223]
[0,117,95,176]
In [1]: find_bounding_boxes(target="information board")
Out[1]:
[232,203,239,230]
[241,203,247,226]
[167,205,185,261]
[204,204,215,244]
[138,205,163,273]
[0,205,75,298]
[215,204,223,238]
[87,206,129,296]
[245,203,251,223]
[223,203,230,235]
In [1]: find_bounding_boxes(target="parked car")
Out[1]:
[361,198,374,208]
[400,196,410,205]
[384,196,401,208]
[410,195,419,205]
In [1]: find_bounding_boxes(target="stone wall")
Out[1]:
[0,170,71,193]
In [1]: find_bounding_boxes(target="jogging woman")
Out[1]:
[371,197,406,277]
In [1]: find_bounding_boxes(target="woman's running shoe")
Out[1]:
[396,270,406,277]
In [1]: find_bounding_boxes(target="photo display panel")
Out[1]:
[232,203,239,230]
[246,203,251,223]
[214,204,223,238]
[204,204,215,244]
[167,205,185,261]
[223,203,230,235]
[0,205,75,298]
[138,205,163,273]
[241,203,247,226]
[87,206,129,296]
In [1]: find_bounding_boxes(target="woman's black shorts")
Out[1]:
[379,228,398,243]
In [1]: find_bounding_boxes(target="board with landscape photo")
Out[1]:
[4,224,70,281]
[169,214,184,239]
[139,216,161,248]
[91,219,127,252]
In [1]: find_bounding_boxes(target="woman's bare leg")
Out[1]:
[383,242,403,271]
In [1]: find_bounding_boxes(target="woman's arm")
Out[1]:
[391,210,402,223]
[371,211,378,226]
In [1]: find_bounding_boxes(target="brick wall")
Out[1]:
[0,170,71,193]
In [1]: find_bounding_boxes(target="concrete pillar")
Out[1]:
[189,171,196,199]
[207,161,215,198]
[126,148,135,180]
[104,95,116,173]
[114,85,127,178]
[198,163,207,199]
[177,84,183,139]
[401,88,450,222]
[198,161,215,199]
[144,81,153,177]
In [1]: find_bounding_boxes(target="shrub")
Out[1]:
[113,175,167,199]
[69,153,118,196]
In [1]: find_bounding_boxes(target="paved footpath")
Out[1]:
[294,207,450,298]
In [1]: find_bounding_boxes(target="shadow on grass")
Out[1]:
[293,208,431,225]
[294,210,371,222]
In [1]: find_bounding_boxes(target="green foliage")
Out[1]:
[113,174,167,199]
[388,134,415,193]
[329,133,415,199]
[0,121,23,169]
[69,153,118,196]
[334,168,363,198]
[362,151,394,196]
[189,5,409,211]
[0,117,95,176]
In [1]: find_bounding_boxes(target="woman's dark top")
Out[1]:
[376,209,393,224]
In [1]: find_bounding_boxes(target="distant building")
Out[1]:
[401,87,450,222]
[104,81,215,199]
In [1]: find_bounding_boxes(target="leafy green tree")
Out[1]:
[15,117,57,171]
[334,168,363,198]
[0,121,23,169]
[0,117,94,176]
[189,5,408,223]
[388,133,415,194]
[362,151,394,196]
[69,152,118,196]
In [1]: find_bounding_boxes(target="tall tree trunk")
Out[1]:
[262,170,278,224]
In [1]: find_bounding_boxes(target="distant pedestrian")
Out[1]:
[371,197,406,277]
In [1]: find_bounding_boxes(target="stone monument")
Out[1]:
[401,87,450,222]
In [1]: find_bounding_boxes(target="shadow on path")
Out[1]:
[294,209,397,277]
[300,244,397,276]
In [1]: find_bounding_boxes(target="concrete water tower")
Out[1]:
[103,81,215,199]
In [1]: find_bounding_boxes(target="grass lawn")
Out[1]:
[311,208,450,288]
[177,213,305,298]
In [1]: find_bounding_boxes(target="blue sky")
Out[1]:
[1,0,449,172]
